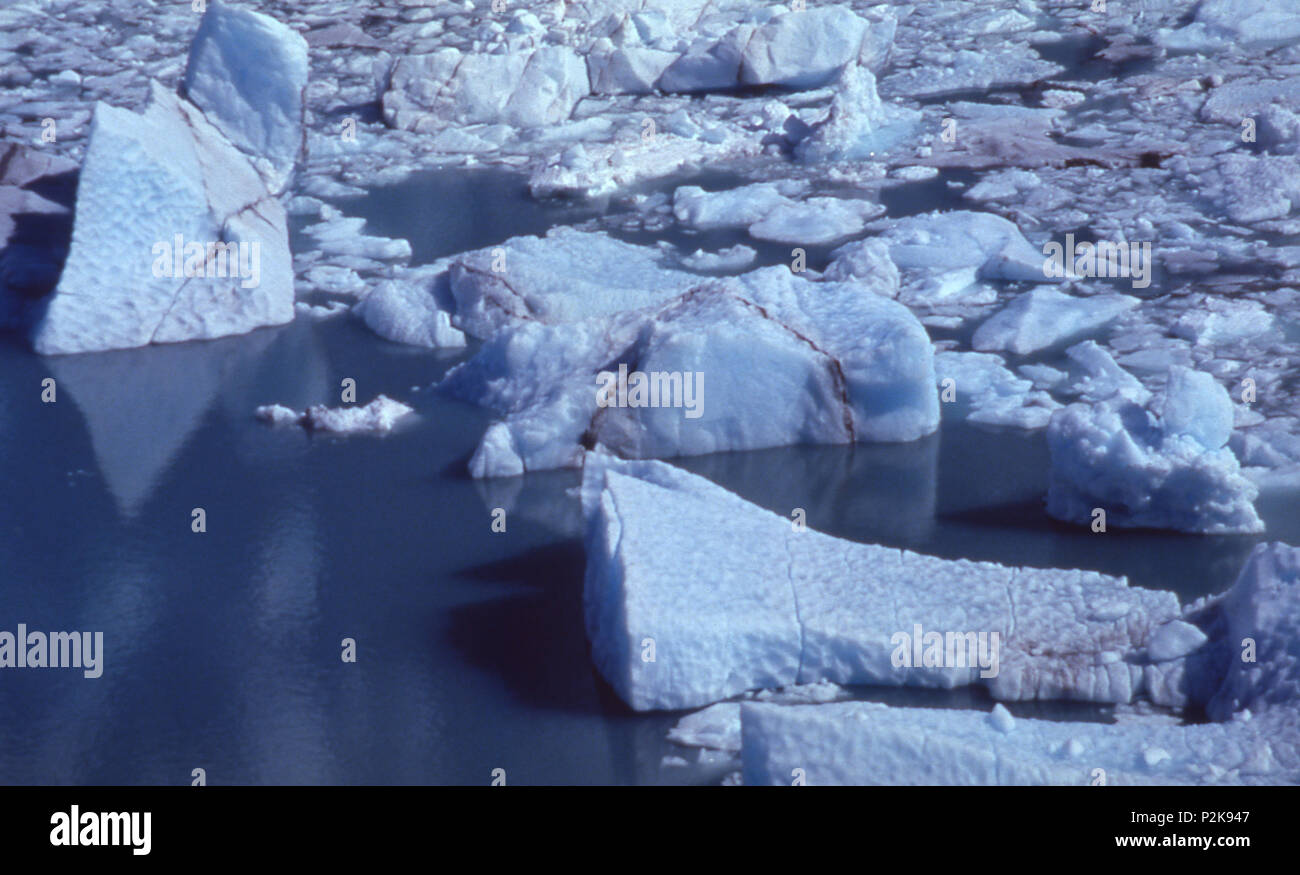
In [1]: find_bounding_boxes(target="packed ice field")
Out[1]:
[1,0,1299,783]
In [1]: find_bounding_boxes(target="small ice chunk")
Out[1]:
[1147,620,1209,662]
[747,197,883,246]
[256,395,414,434]
[582,455,1181,711]
[354,272,466,349]
[988,704,1015,734]
[1046,369,1263,534]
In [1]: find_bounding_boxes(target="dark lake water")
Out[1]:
[3,168,1296,785]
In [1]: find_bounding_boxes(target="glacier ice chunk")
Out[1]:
[182,0,309,194]
[1046,369,1263,534]
[444,267,940,476]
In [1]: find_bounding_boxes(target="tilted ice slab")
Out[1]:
[31,83,293,355]
[383,46,589,133]
[740,701,1292,785]
[443,267,938,477]
[582,455,1185,711]
[972,287,1140,355]
[744,541,1300,784]
[182,0,308,194]
[352,266,466,350]
[1047,365,1263,534]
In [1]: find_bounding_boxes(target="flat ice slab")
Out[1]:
[740,700,1293,785]
[582,455,1185,711]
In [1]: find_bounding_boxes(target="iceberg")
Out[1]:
[1046,366,1264,534]
[1187,542,1300,721]
[743,541,1300,784]
[656,6,893,93]
[581,455,1186,711]
[182,0,309,194]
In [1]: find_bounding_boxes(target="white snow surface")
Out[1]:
[31,83,293,355]
[442,266,939,476]
[256,395,414,434]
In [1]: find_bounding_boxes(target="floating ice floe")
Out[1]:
[739,699,1290,785]
[679,245,757,272]
[353,267,466,349]
[672,181,808,232]
[30,83,294,355]
[935,350,1060,430]
[882,211,1050,283]
[256,395,414,435]
[1046,365,1264,534]
[442,266,938,477]
[972,287,1140,355]
[880,47,1063,100]
[794,64,920,163]
[182,0,308,194]
[581,455,1189,711]
[746,197,883,245]
[741,540,1300,784]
